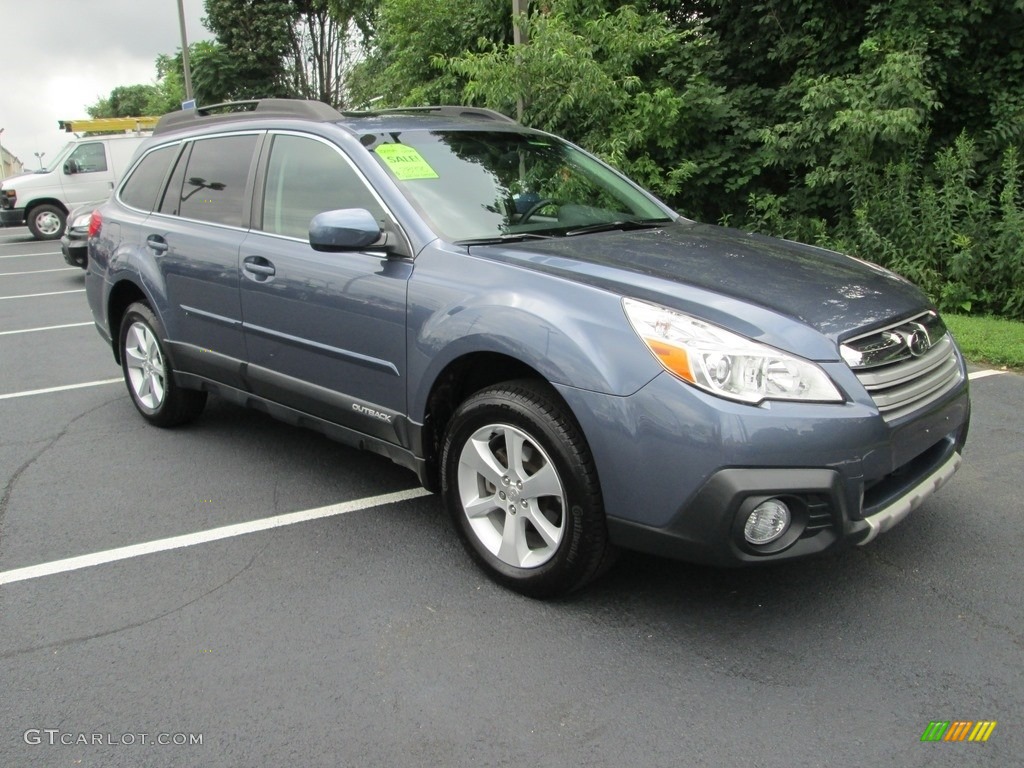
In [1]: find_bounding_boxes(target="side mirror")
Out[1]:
[64,160,80,175]
[309,208,382,252]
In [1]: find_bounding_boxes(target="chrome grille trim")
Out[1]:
[840,310,947,369]
[842,312,963,421]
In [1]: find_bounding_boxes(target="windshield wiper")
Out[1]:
[455,232,553,246]
[564,219,670,237]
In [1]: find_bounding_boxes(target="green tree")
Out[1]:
[346,0,512,108]
[674,0,1024,221]
[154,40,252,107]
[202,0,371,106]
[202,0,296,98]
[86,84,161,118]
[283,0,369,106]
[447,5,710,202]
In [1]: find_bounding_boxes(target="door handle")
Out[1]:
[146,235,169,254]
[244,262,275,276]
[242,256,276,280]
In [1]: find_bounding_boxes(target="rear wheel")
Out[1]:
[119,302,207,427]
[441,380,615,597]
[27,204,66,240]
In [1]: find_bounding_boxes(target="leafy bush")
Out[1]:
[760,135,1024,320]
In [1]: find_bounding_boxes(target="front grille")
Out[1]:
[841,311,963,422]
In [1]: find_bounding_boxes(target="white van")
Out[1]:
[0,135,145,240]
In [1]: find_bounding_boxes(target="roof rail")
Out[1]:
[343,106,519,124]
[154,99,344,135]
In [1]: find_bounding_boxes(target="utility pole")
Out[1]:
[176,0,195,104]
[512,0,529,122]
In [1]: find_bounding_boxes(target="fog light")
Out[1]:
[744,499,791,545]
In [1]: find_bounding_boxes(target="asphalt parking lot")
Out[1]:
[1,224,1021,767]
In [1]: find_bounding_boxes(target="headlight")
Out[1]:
[623,297,843,404]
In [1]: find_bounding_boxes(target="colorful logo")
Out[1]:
[921,721,997,742]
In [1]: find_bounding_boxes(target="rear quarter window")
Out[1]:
[173,135,258,228]
[119,145,179,212]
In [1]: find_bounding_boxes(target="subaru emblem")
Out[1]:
[907,328,931,357]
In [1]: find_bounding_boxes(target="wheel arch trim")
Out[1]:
[105,275,159,366]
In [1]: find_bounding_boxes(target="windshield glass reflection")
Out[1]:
[368,131,672,242]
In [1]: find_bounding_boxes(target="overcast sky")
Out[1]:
[0,0,213,171]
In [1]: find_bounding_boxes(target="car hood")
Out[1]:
[468,220,929,342]
[0,171,39,189]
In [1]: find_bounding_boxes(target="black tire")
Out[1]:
[27,203,66,240]
[441,380,615,598]
[119,301,207,427]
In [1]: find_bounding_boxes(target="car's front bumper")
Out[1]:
[603,435,964,566]
[556,361,970,566]
[0,207,25,227]
[61,233,87,268]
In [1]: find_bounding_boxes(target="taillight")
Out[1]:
[87,210,102,238]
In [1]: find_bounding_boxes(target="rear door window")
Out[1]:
[171,134,258,228]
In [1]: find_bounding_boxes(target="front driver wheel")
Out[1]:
[27,204,66,240]
[119,302,207,427]
[441,380,615,597]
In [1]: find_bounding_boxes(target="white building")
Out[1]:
[1,144,24,180]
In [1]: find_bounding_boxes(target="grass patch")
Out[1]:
[944,313,1024,371]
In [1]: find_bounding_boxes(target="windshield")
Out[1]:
[366,130,672,242]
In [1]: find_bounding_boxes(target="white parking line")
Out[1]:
[0,289,85,300]
[0,267,78,276]
[969,369,1009,381]
[0,251,61,260]
[0,321,93,336]
[0,487,433,586]
[0,378,122,401]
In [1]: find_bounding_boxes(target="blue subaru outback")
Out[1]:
[84,100,970,597]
